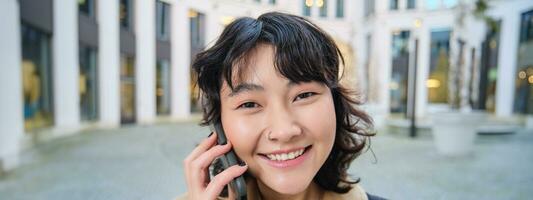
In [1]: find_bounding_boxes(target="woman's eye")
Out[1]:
[237,102,259,109]
[294,92,316,101]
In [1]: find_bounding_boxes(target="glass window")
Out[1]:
[519,9,533,43]
[120,0,132,29]
[79,45,98,121]
[189,10,205,50]
[390,0,398,10]
[407,0,416,9]
[426,0,439,10]
[79,0,95,17]
[364,0,375,17]
[428,30,451,104]
[477,24,499,112]
[443,0,457,8]
[319,0,328,17]
[514,10,533,114]
[303,0,311,16]
[120,55,136,124]
[21,23,54,131]
[189,10,206,113]
[156,59,171,115]
[156,0,170,41]
[336,0,344,18]
[390,30,410,113]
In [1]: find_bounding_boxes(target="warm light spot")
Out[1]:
[519,71,527,79]
[527,68,533,75]
[490,40,497,49]
[392,30,401,35]
[220,16,235,26]
[529,76,533,84]
[426,79,441,88]
[188,10,198,18]
[316,0,324,7]
[389,82,399,90]
[157,88,164,96]
[305,0,313,7]
[414,19,422,28]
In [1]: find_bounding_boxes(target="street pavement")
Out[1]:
[0,121,532,200]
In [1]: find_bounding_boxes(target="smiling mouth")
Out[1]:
[259,146,312,162]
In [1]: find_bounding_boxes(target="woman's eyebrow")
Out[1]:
[228,83,264,97]
[227,81,299,97]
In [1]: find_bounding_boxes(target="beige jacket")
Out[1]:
[176,180,368,200]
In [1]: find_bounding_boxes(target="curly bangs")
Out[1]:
[192,11,375,194]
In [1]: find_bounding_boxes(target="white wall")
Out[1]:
[171,1,192,119]
[135,0,157,124]
[98,0,121,127]
[0,0,24,172]
[52,0,80,133]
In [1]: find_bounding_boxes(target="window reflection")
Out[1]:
[303,0,311,16]
[514,10,533,114]
[156,1,170,41]
[319,0,328,17]
[79,46,98,121]
[120,0,132,29]
[79,0,95,17]
[120,55,136,123]
[428,30,450,104]
[190,10,205,113]
[21,23,54,131]
[336,0,344,18]
[390,30,410,113]
[156,59,171,115]
[390,0,398,10]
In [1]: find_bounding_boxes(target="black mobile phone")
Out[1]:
[212,121,247,200]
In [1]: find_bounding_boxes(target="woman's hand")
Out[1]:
[183,132,248,200]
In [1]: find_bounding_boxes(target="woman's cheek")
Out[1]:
[296,96,336,141]
[224,114,261,159]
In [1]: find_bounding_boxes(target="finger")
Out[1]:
[183,132,217,191]
[204,164,248,199]
[186,132,218,162]
[190,142,232,189]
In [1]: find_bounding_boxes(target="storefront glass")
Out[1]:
[514,10,533,114]
[428,29,450,104]
[156,59,171,115]
[21,23,54,131]
[79,46,98,121]
[390,30,410,113]
[189,10,205,113]
[120,55,136,123]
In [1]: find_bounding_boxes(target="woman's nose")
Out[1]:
[267,108,302,142]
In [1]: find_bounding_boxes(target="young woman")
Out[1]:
[179,12,381,200]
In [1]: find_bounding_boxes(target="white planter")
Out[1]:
[431,111,486,156]
[526,115,533,129]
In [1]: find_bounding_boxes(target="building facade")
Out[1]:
[1,0,531,172]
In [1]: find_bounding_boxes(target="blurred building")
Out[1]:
[355,0,533,128]
[1,0,532,172]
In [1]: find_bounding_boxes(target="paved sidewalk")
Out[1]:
[0,122,531,199]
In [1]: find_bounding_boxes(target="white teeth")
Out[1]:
[266,148,305,161]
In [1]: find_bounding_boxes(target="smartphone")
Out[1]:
[212,120,247,200]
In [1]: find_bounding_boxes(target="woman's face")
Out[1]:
[220,44,336,194]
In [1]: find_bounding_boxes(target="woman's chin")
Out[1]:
[260,175,313,195]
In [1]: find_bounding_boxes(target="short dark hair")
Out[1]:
[192,12,375,194]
